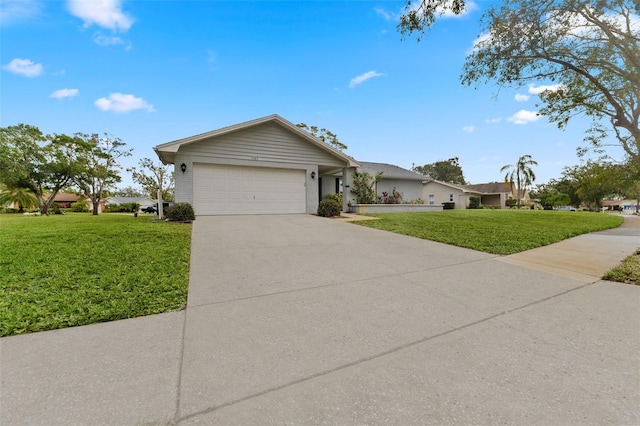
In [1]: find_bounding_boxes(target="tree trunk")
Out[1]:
[92,200,99,215]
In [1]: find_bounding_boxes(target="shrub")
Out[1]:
[468,196,481,209]
[317,198,341,217]
[351,171,382,204]
[50,203,62,215]
[379,187,403,204]
[442,202,455,210]
[505,198,518,208]
[323,193,343,207]
[164,202,195,222]
[105,202,140,213]
[70,200,90,212]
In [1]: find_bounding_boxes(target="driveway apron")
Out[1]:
[179,215,639,424]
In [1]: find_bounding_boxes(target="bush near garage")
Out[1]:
[165,202,195,222]
[317,197,341,217]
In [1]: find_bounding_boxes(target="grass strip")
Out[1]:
[0,213,191,337]
[355,210,623,255]
[603,249,640,285]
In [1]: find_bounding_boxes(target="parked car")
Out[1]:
[141,206,157,213]
[556,206,576,211]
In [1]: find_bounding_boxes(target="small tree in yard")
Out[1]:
[130,158,174,201]
[0,184,38,212]
[501,155,538,209]
[75,134,132,215]
[351,171,382,204]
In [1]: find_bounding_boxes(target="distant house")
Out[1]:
[423,180,522,209]
[356,162,427,203]
[52,193,88,209]
[105,196,155,209]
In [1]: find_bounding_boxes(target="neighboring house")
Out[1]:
[154,114,359,216]
[105,196,155,209]
[356,162,427,203]
[603,199,639,214]
[52,193,88,209]
[423,180,521,209]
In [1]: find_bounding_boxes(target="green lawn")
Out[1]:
[0,213,191,337]
[355,210,623,255]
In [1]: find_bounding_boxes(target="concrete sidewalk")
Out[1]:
[1,215,638,425]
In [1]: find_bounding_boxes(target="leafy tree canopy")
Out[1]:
[296,123,348,151]
[412,157,466,184]
[401,0,640,169]
[74,133,132,215]
[129,158,174,201]
[0,124,89,214]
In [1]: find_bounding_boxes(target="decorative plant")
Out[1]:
[379,187,403,204]
[351,171,382,204]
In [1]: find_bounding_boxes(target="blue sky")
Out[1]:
[1,0,626,188]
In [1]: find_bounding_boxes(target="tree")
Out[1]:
[0,184,38,212]
[0,124,88,214]
[74,133,132,215]
[114,185,145,198]
[130,158,174,201]
[562,160,624,210]
[400,0,640,169]
[500,154,538,208]
[296,123,348,151]
[412,157,466,184]
[351,171,382,204]
[530,182,571,209]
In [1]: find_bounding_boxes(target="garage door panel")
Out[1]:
[194,164,306,215]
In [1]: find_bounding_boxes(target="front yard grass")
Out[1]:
[355,210,623,255]
[603,249,640,285]
[0,213,191,337]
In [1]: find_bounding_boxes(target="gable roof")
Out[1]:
[424,179,477,193]
[154,114,359,167]
[461,182,514,194]
[358,162,427,181]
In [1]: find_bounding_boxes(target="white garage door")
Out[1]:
[193,164,306,215]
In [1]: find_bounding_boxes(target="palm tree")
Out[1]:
[500,155,538,208]
[0,184,38,213]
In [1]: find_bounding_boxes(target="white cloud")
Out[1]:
[349,70,383,89]
[485,117,502,124]
[462,125,475,133]
[0,0,43,25]
[94,93,155,113]
[374,7,394,21]
[528,83,564,95]
[514,93,530,102]
[93,32,122,45]
[50,88,79,99]
[2,58,43,77]
[507,110,540,125]
[67,0,134,32]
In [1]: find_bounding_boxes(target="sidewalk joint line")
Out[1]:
[177,281,593,423]
[187,257,496,310]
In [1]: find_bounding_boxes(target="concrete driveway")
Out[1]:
[1,215,638,425]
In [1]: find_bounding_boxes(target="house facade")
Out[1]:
[154,115,359,216]
[356,162,427,203]
[423,180,521,209]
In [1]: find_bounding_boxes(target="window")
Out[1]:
[449,194,454,202]
[429,195,435,205]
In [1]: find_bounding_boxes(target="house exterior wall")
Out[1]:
[377,179,423,203]
[177,122,345,167]
[423,182,467,209]
[482,194,502,208]
[174,154,319,214]
[171,122,352,214]
[319,175,340,200]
